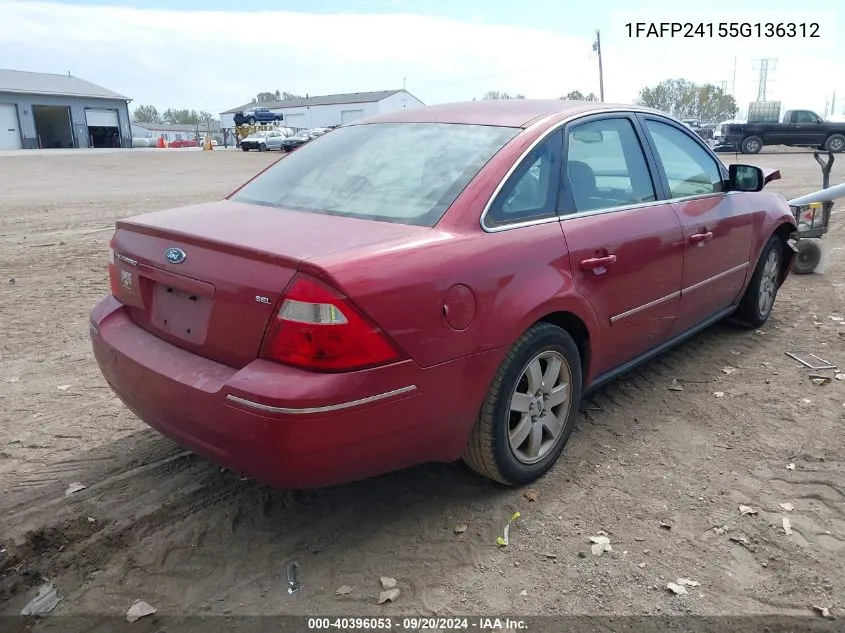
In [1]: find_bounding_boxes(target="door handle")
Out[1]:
[580,255,617,270]
[689,231,713,244]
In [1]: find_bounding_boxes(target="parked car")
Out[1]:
[280,130,318,152]
[240,130,286,152]
[716,109,845,153]
[234,107,282,126]
[168,138,197,148]
[91,100,797,490]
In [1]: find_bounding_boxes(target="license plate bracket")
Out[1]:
[151,283,212,344]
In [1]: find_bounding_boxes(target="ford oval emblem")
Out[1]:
[165,247,186,264]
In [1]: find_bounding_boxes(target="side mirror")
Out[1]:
[728,164,764,192]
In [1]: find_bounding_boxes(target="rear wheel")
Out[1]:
[824,134,845,153]
[241,146,249,152]
[463,323,582,486]
[733,235,783,327]
[792,239,822,274]
[741,136,762,154]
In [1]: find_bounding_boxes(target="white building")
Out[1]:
[219,89,424,130]
[131,120,223,144]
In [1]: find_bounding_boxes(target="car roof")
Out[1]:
[347,99,668,129]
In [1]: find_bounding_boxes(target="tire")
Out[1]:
[463,323,583,486]
[273,116,281,123]
[241,146,249,152]
[733,235,783,327]
[247,117,256,125]
[824,134,845,153]
[259,143,266,152]
[791,240,822,275]
[741,136,763,154]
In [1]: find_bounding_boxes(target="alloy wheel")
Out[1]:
[507,350,572,464]
[758,248,780,317]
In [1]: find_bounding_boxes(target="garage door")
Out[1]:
[0,104,21,149]
[85,109,119,127]
[284,113,306,129]
[341,109,364,124]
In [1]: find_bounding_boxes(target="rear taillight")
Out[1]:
[260,273,401,372]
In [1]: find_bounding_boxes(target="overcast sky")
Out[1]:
[0,0,841,117]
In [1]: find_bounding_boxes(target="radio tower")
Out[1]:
[752,58,777,101]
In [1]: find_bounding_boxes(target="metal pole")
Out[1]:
[595,30,605,102]
[732,56,737,96]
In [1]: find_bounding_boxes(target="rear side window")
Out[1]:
[231,122,518,226]
[486,130,562,226]
[563,117,656,213]
[644,119,724,198]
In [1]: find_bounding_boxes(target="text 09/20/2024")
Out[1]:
[625,22,820,38]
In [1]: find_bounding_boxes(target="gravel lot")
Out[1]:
[1,148,844,625]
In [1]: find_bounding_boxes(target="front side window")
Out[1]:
[231,122,518,226]
[644,119,724,198]
[563,117,656,213]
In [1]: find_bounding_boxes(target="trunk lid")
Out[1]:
[110,200,428,368]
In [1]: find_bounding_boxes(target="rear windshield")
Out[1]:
[230,122,519,226]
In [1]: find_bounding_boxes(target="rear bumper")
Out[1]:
[89,296,504,489]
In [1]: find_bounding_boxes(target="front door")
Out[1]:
[789,110,827,146]
[638,115,755,336]
[559,115,685,376]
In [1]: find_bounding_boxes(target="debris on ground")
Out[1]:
[65,482,87,495]
[739,505,758,516]
[380,577,397,590]
[496,512,521,547]
[810,375,832,386]
[729,534,753,550]
[335,585,353,595]
[454,523,467,534]
[126,600,156,622]
[659,520,672,530]
[676,578,700,587]
[713,391,726,398]
[835,373,845,381]
[378,589,400,604]
[668,379,684,391]
[589,534,612,556]
[666,582,688,596]
[638,562,646,569]
[520,589,528,596]
[779,503,795,512]
[56,385,71,391]
[722,366,737,375]
[20,584,63,616]
[286,561,301,594]
[812,605,834,619]
[783,518,793,536]
[523,490,540,502]
[4,376,19,383]
[787,463,796,470]
[713,525,729,535]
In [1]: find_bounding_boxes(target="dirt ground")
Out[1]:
[1,147,844,625]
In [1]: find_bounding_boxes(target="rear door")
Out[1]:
[637,115,754,336]
[559,114,684,376]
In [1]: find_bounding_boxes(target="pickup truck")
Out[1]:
[717,109,845,154]
[233,107,282,126]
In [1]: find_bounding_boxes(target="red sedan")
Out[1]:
[90,100,797,489]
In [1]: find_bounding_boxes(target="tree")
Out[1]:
[481,90,525,100]
[252,90,303,104]
[133,105,160,123]
[560,90,599,101]
[636,79,738,122]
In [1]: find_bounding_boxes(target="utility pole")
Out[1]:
[593,30,605,102]
[731,56,737,96]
